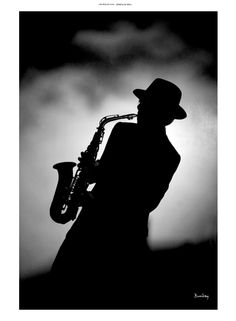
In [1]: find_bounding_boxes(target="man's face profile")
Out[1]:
[137,99,175,127]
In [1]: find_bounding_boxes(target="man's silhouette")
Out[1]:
[50,78,187,308]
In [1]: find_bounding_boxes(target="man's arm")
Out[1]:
[143,154,181,213]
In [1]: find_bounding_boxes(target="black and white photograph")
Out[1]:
[19,10,217,310]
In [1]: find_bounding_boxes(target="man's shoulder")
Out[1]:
[108,122,137,145]
[114,121,137,129]
[113,121,137,134]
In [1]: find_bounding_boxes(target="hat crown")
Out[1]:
[144,78,182,104]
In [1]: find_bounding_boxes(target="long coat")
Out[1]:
[50,122,181,308]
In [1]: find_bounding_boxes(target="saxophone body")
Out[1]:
[50,113,137,224]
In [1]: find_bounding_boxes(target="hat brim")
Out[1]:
[174,106,187,119]
[133,89,146,99]
[133,89,187,120]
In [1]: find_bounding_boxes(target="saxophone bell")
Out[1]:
[50,162,78,224]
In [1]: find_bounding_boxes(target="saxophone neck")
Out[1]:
[99,113,137,127]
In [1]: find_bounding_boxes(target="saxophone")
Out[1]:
[50,113,137,224]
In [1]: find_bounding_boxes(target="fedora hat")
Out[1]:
[133,78,187,120]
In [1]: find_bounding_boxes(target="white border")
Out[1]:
[1,1,236,320]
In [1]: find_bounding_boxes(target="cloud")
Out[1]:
[73,22,184,60]
[73,21,212,74]
[20,68,110,133]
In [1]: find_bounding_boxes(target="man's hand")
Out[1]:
[80,191,95,206]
